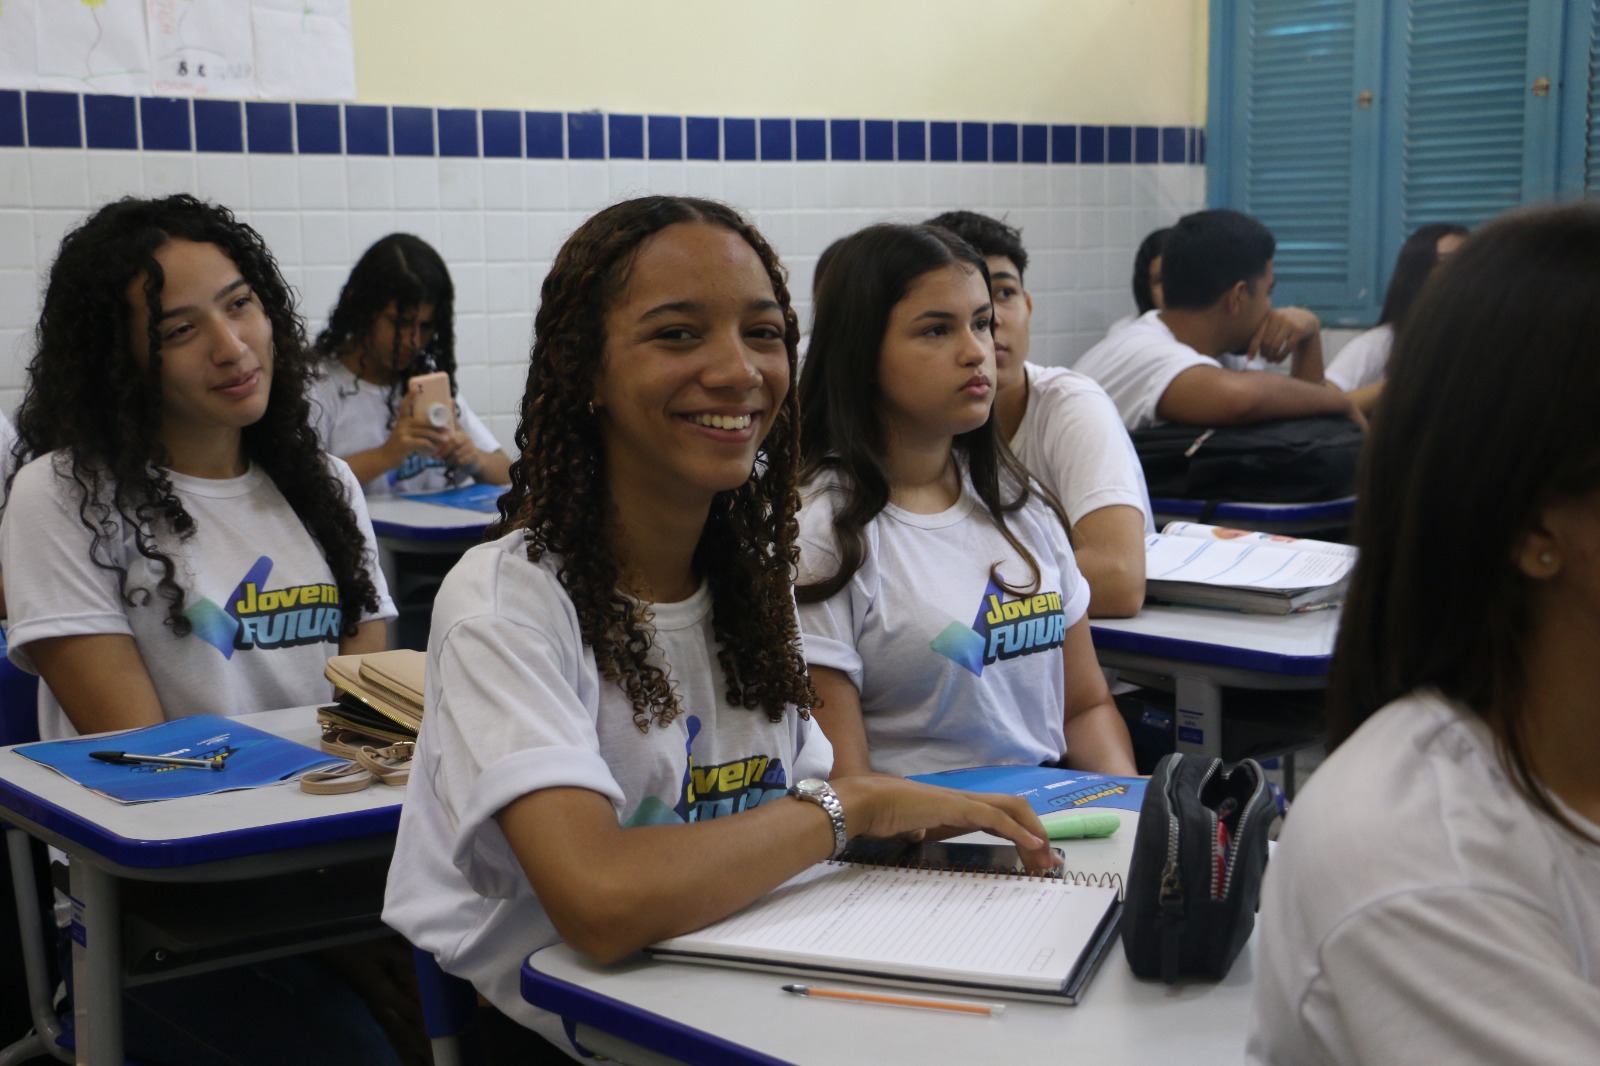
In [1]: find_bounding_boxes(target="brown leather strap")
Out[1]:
[300,741,414,795]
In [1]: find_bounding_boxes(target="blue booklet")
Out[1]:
[908,766,1147,815]
[400,482,505,513]
[18,713,341,804]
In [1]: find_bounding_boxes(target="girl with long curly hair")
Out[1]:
[1,194,393,742]
[385,196,1060,1056]
[311,233,510,496]
[0,195,403,1064]
[794,224,1136,778]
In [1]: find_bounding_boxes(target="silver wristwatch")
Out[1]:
[788,778,848,858]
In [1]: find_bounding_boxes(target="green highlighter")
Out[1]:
[1040,810,1122,840]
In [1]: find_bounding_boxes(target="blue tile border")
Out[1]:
[296,102,341,154]
[245,101,293,153]
[686,117,719,161]
[795,119,825,161]
[85,95,138,150]
[393,106,434,156]
[608,113,643,159]
[723,117,756,161]
[25,92,82,148]
[438,109,478,158]
[759,118,791,161]
[0,91,23,148]
[567,113,603,159]
[140,97,191,151]
[10,90,1205,166]
[344,103,389,156]
[194,99,243,153]
[648,115,682,160]
[524,111,561,159]
[830,119,861,161]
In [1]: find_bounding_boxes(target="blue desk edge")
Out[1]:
[0,779,401,869]
[370,518,489,542]
[522,953,795,1066]
[1090,624,1331,677]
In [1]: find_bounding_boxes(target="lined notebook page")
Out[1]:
[653,862,1118,991]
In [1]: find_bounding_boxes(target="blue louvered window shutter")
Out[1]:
[1211,0,1386,324]
[1585,1,1600,192]
[1212,1,1581,327]
[1376,1,1566,279]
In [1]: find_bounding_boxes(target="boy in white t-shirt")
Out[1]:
[1074,209,1365,433]
[928,211,1151,617]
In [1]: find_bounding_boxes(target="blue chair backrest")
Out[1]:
[0,648,40,746]
[412,945,477,1040]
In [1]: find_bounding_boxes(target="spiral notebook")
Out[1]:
[647,842,1123,1004]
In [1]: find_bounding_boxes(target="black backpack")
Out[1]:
[1130,416,1363,503]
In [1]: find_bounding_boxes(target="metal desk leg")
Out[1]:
[1173,676,1223,759]
[68,863,122,1065]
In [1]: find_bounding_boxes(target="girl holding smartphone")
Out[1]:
[311,233,510,497]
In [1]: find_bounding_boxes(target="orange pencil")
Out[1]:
[780,983,1005,1017]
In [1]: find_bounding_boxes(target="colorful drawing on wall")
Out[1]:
[251,0,355,101]
[150,0,255,98]
[0,0,354,100]
[33,0,150,96]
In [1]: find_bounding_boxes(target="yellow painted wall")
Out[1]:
[351,0,1208,125]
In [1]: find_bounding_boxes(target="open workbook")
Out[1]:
[647,843,1123,1005]
[1144,522,1356,614]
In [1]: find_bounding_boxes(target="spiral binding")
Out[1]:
[827,855,1123,894]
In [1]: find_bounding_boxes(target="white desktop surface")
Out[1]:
[0,706,402,865]
[529,940,1253,1066]
[1092,602,1342,665]
[365,494,495,539]
[522,816,1255,1066]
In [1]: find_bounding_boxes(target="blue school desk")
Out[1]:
[366,493,498,648]
[1150,495,1356,536]
[1090,603,1340,761]
[0,707,404,1064]
[519,815,1255,1066]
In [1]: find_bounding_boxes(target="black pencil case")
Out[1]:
[1122,753,1275,982]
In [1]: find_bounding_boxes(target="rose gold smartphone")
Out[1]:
[405,371,455,432]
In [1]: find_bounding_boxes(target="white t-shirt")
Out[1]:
[1010,364,1154,532]
[383,531,833,1050]
[796,469,1090,777]
[1,452,396,740]
[1074,310,1257,431]
[1249,690,1600,1065]
[1324,325,1393,392]
[308,361,502,498]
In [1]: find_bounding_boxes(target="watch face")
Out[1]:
[796,778,827,795]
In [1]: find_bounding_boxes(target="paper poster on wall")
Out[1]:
[35,0,151,96]
[0,0,41,90]
[148,0,255,98]
[251,0,354,101]
[0,0,355,100]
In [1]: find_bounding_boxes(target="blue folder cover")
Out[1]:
[17,713,341,803]
[399,482,505,513]
[908,766,1147,814]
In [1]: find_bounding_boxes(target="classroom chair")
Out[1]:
[0,655,76,1065]
[411,945,475,1066]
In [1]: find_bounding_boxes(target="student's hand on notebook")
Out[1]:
[1248,306,1321,363]
[830,775,1064,874]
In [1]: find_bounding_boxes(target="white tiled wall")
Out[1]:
[0,149,1205,452]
